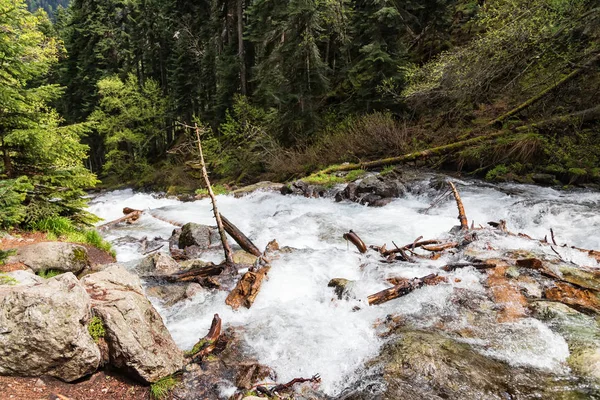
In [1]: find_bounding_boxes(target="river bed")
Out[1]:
[87,175,600,396]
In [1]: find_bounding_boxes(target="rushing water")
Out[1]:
[87,175,600,396]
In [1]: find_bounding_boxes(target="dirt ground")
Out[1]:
[0,371,150,400]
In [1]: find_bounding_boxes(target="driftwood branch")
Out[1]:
[256,374,321,396]
[343,230,367,253]
[368,273,445,306]
[193,123,234,265]
[449,182,468,230]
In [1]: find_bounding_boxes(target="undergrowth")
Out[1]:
[31,216,115,256]
[38,269,63,279]
[195,184,229,196]
[150,375,179,400]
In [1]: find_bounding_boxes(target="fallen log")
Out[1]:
[368,273,443,306]
[422,242,459,252]
[221,214,261,257]
[344,230,367,253]
[160,263,224,283]
[97,210,143,231]
[188,314,222,362]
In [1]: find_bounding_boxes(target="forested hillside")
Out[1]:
[1,0,599,228]
[26,0,69,18]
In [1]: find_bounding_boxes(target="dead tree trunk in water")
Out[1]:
[221,214,261,257]
[449,182,468,230]
[194,123,234,265]
[368,273,445,305]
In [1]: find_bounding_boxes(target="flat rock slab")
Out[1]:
[7,242,89,274]
[0,273,100,382]
[81,265,183,383]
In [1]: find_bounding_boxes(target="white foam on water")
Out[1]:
[88,179,600,395]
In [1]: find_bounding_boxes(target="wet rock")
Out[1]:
[232,181,284,197]
[168,228,182,250]
[179,222,220,249]
[81,265,184,383]
[357,175,406,199]
[340,330,594,400]
[173,328,275,400]
[134,252,181,277]
[233,250,258,265]
[7,242,89,275]
[532,173,556,185]
[336,182,358,202]
[328,278,355,300]
[544,282,600,314]
[531,301,600,381]
[145,282,204,306]
[281,180,329,198]
[0,270,43,287]
[0,273,101,382]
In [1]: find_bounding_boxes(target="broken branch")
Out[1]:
[343,230,367,253]
[368,273,444,306]
[189,314,222,361]
[449,181,468,230]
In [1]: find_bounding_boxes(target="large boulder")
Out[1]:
[178,223,220,250]
[0,273,101,382]
[7,242,89,275]
[81,265,184,383]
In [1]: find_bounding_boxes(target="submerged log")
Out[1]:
[343,230,367,253]
[189,314,222,361]
[442,262,497,272]
[97,210,143,231]
[368,273,444,306]
[221,214,261,257]
[382,239,441,256]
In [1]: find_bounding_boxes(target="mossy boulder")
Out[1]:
[6,242,89,275]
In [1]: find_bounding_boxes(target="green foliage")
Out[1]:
[30,216,75,236]
[0,249,16,266]
[150,375,178,400]
[88,316,105,342]
[485,164,509,181]
[0,273,18,285]
[195,185,229,197]
[38,269,63,279]
[0,177,34,229]
[89,74,169,179]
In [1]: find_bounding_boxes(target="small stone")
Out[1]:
[34,378,45,387]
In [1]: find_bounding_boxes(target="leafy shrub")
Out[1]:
[0,177,34,229]
[485,164,509,181]
[0,249,16,266]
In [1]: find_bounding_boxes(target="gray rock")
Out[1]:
[328,278,355,300]
[7,242,89,275]
[178,223,220,249]
[145,282,204,306]
[81,265,184,383]
[135,252,181,277]
[532,173,556,185]
[0,273,100,382]
[0,270,43,286]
